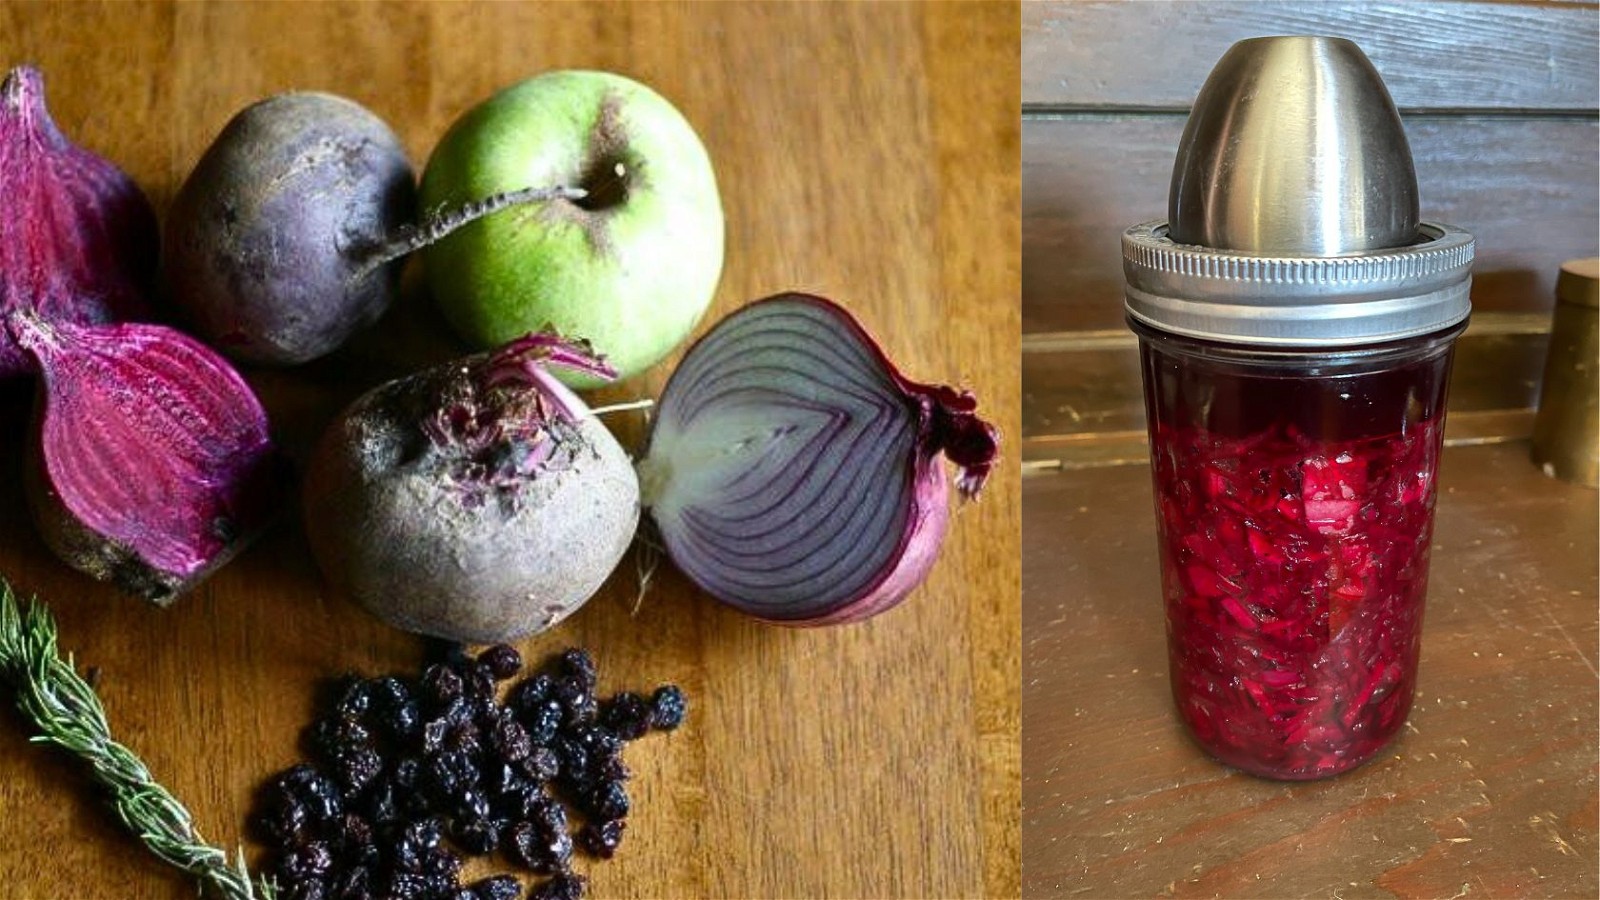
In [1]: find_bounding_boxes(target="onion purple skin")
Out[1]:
[0,65,157,377]
[639,292,998,627]
[302,332,639,644]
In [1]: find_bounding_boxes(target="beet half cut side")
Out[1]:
[13,315,279,603]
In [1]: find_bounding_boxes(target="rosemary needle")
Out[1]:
[0,578,275,900]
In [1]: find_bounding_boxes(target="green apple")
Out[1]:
[419,70,724,385]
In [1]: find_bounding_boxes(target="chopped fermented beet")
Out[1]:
[1139,332,1454,780]
[1151,415,1442,778]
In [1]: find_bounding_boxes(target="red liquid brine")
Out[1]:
[1134,322,1460,779]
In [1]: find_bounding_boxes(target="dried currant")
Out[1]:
[466,875,523,900]
[576,819,625,860]
[600,692,651,741]
[529,872,585,900]
[582,780,629,821]
[649,685,686,731]
[251,646,691,897]
[479,644,523,680]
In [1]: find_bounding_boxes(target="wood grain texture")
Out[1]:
[1021,441,1599,898]
[1021,115,1600,334]
[923,8,1025,897]
[0,3,1021,898]
[1022,1,1600,112]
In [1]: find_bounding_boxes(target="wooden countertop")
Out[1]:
[1022,441,1598,898]
[0,4,1021,898]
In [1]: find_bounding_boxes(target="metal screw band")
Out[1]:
[1122,221,1475,346]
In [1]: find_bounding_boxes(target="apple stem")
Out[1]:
[352,184,588,281]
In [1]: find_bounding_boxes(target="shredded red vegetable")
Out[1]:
[1151,414,1443,779]
[1136,324,1459,779]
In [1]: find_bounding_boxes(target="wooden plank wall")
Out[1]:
[1022,0,1600,466]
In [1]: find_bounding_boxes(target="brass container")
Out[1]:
[1531,258,1599,487]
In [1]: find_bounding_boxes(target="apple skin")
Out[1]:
[419,70,724,386]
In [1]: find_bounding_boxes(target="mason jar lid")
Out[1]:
[1122,220,1475,346]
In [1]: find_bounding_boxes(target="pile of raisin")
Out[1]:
[251,646,686,900]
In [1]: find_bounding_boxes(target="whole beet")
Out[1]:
[303,334,639,643]
[164,92,415,365]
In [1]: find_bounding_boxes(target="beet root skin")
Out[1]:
[164,92,415,366]
[303,352,639,643]
[0,65,157,377]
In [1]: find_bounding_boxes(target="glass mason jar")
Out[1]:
[1132,321,1463,779]
[1123,33,1476,780]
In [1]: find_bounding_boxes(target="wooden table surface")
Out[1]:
[0,4,1021,898]
[1022,441,1599,898]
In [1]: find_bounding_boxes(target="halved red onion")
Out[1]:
[637,293,997,625]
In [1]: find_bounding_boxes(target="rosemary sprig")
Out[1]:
[0,579,275,900]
